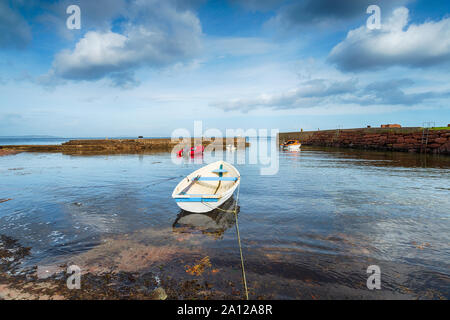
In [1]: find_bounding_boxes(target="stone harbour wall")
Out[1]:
[279,128,450,155]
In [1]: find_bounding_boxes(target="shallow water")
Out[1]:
[0,138,449,299]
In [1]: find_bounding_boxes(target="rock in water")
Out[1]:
[150,287,167,300]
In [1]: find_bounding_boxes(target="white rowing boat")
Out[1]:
[172,160,240,213]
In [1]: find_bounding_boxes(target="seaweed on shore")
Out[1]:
[0,234,246,300]
[2,266,243,300]
[0,235,31,274]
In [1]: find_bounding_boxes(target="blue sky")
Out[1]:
[0,0,449,137]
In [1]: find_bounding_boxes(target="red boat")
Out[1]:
[177,145,205,157]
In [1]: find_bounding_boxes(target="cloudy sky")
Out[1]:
[0,0,449,137]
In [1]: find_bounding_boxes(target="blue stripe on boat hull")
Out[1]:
[198,177,237,181]
[175,198,219,202]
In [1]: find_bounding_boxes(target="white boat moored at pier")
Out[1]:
[281,140,301,151]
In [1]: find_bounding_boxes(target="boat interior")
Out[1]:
[174,163,239,197]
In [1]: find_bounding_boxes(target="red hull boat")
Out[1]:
[177,145,205,157]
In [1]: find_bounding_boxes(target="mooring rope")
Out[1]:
[202,181,249,300]
[233,182,249,300]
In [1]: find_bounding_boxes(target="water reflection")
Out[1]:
[300,146,450,168]
[173,197,239,239]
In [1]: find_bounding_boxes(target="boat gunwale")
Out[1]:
[172,161,240,199]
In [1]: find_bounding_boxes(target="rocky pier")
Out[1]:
[0,138,249,155]
[279,127,450,155]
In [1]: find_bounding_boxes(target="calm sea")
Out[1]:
[0,137,449,299]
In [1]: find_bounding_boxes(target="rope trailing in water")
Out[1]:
[233,182,249,300]
[201,181,249,300]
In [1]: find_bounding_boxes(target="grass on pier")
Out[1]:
[428,127,450,131]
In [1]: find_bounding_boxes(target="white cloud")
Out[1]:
[53,31,129,80]
[46,0,202,83]
[328,7,450,71]
[211,79,358,112]
[212,76,449,112]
